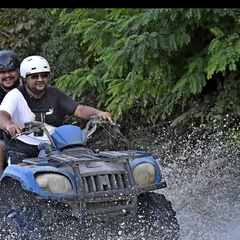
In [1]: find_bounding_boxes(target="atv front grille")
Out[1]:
[82,173,129,192]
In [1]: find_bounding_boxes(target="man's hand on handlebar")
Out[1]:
[6,123,23,138]
[97,112,113,123]
[6,121,45,139]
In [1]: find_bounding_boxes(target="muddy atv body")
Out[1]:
[0,116,179,239]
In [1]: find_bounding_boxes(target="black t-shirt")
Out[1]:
[18,85,79,127]
[4,85,80,160]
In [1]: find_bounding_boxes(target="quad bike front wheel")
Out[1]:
[0,179,47,240]
[138,192,179,239]
[0,206,46,240]
[119,192,180,240]
[0,178,78,240]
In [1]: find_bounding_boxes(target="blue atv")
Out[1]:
[0,116,179,240]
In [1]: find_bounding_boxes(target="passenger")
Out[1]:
[0,55,112,166]
[0,50,22,174]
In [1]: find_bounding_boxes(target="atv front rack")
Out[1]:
[23,150,150,167]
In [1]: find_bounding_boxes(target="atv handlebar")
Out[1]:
[10,121,45,139]
[12,115,120,141]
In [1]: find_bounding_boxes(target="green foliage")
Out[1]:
[2,8,240,130]
[48,8,240,127]
[0,8,35,59]
[173,56,207,96]
[28,9,84,81]
[207,30,240,78]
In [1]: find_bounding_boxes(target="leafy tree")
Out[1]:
[2,8,240,132]
[49,8,240,130]
[29,9,84,82]
[0,8,36,60]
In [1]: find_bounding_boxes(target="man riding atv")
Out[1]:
[0,55,112,166]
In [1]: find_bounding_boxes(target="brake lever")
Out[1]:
[11,129,36,139]
[10,121,45,139]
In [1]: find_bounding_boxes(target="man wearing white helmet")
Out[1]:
[0,55,112,165]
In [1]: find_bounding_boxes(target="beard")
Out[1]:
[26,82,47,95]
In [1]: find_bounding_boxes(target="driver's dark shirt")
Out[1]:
[4,85,79,164]
[18,85,79,127]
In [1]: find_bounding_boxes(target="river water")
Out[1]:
[157,129,240,240]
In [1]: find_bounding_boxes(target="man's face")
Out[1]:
[0,69,20,91]
[26,72,49,94]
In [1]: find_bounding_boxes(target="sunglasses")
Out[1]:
[28,73,49,80]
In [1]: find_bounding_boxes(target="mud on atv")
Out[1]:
[0,116,179,239]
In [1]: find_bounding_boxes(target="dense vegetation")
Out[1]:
[1,8,240,147]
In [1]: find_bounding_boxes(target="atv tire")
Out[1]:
[0,178,76,240]
[0,179,47,240]
[121,192,180,240]
[0,206,46,240]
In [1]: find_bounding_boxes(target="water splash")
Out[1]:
[156,127,240,240]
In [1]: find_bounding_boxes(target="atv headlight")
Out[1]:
[132,163,155,187]
[35,173,73,193]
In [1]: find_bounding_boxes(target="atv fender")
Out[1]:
[0,164,76,197]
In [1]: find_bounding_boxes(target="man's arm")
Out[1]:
[73,105,112,122]
[0,110,23,137]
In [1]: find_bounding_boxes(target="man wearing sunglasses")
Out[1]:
[0,55,112,166]
[0,50,23,174]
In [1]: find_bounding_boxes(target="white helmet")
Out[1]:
[20,55,50,78]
